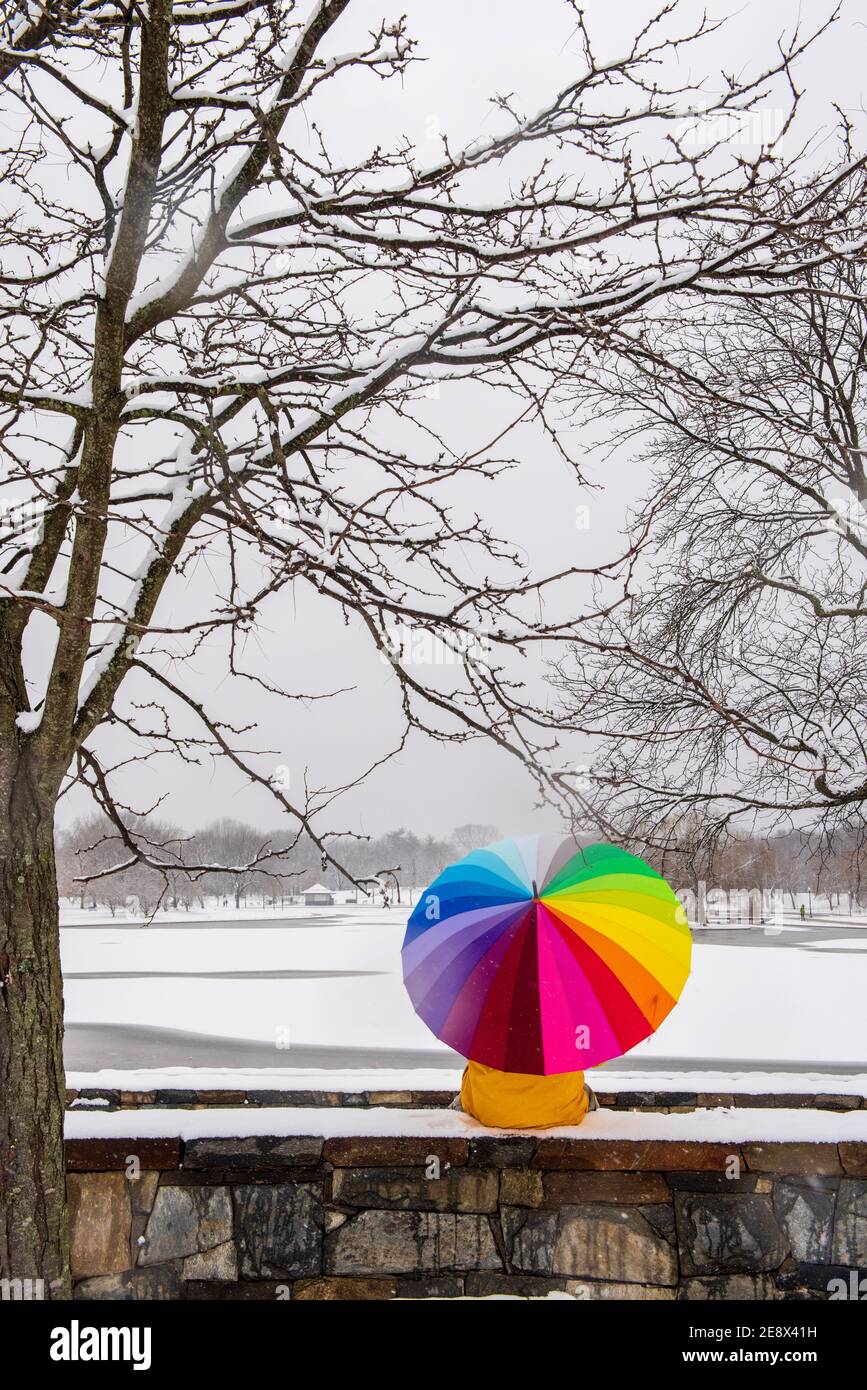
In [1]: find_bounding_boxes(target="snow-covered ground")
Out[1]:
[61,904,867,1090]
[65,1103,867,1144]
[64,1065,867,1097]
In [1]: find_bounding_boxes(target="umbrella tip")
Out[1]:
[532,879,538,899]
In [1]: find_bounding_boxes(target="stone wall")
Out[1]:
[66,1085,867,1112]
[66,1131,867,1300]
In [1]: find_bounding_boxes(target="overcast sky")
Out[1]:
[58,0,867,843]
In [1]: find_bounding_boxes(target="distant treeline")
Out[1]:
[633,825,867,912]
[57,814,867,917]
[56,817,500,915]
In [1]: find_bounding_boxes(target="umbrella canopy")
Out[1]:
[402,836,691,1074]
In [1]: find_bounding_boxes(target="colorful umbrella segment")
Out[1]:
[402,836,691,1075]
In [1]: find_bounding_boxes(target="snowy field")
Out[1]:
[61,904,867,1090]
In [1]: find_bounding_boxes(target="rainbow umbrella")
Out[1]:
[402,836,691,1074]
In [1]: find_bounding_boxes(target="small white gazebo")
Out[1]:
[302,881,334,906]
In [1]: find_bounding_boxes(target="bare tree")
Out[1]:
[194,818,280,907]
[552,250,867,862]
[56,812,167,913]
[0,0,858,1289]
[452,822,500,855]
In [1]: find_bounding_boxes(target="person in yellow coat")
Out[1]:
[457,1059,597,1128]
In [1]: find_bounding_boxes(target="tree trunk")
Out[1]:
[0,776,69,1297]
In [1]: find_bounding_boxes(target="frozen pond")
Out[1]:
[61,907,867,1076]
